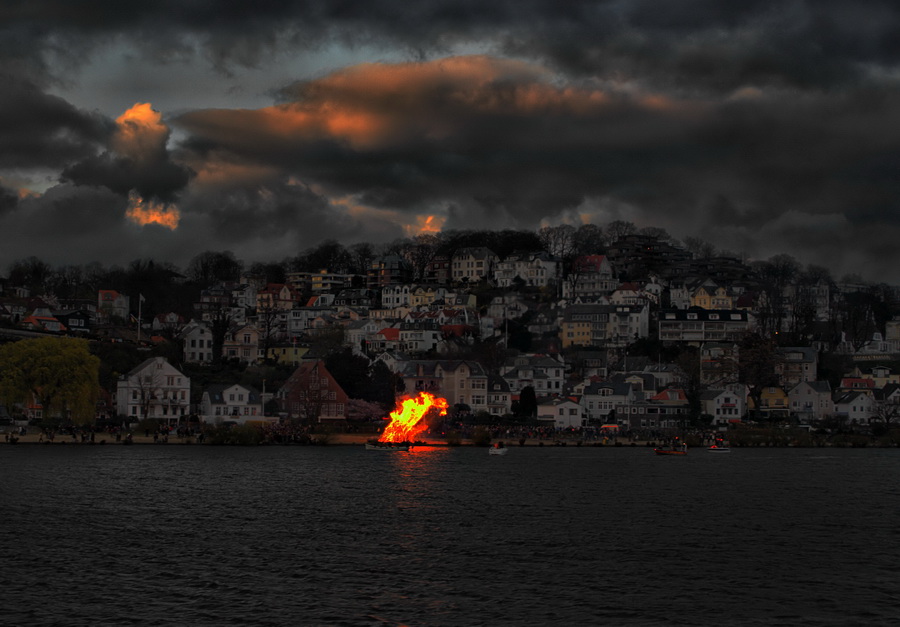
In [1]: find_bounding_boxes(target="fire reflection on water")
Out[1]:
[387,445,452,513]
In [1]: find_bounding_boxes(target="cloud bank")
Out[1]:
[2,1,900,281]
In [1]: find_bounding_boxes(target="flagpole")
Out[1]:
[138,294,142,344]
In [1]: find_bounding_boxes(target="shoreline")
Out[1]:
[4,432,897,448]
[4,432,627,447]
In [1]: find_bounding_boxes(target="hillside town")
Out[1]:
[2,224,900,442]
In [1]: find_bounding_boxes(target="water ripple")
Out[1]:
[2,446,899,625]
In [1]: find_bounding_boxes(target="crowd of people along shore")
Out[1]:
[4,420,888,447]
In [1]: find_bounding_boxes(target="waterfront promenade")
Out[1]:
[2,429,637,447]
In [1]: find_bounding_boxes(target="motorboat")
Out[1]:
[654,443,688,456]
[707,439,731,453]
[489,442,509,456]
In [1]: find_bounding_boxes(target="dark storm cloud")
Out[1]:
[7,0,900,90]
[61,151,191,202]
[0,76,110,169]
[4,0,900,280]
[0,184,17,215]
[182,178,331,243]
[169,53,900,280]
[56,102,194,201]
[0,184,136,265]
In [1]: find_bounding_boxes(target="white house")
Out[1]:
[833,391,876,425]
[562,255,617,299]
[701,385,747,426]
[116,357,191,425]
[451,247,499,283]
[180,320,214,364]
[200,384,269,424]
[501,354,566,396]
[486,374,513,416]
[789,381,833,423]
[223,324,260,363]
[581,381,638,423]
[98,289,130,322]
[493,251,560,288]
[537,397,585,429]
[381,284,413,308]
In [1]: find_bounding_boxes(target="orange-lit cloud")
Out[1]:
[190,158,280,189]
[405,214,445,236]
[113,103,169,162]
[126,190,180,229]
[176,56,696,154]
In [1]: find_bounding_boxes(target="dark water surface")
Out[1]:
[1,445,898,626]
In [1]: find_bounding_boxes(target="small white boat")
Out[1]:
[707,445,731,453]
[489,443,508,455]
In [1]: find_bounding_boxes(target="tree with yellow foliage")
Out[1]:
[0,337,100,425]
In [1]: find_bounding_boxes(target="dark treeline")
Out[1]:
[5,221,900,336]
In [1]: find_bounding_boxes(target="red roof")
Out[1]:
[840,378,875,389]
[379,328,400,341]
[650,388,687,401]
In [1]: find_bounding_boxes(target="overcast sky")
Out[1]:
[3,1,900,282]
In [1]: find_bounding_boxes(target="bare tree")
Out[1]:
[256,305,281,363]
[538,224,576,258]
[738,332,782,422]
[874,401,899,427]
[348,242,376,275]
[208,306,234,365]
[573,224,604,255]
[187,251,243,284]
[603,220,637,245]
[638,226,673,243]
[683,236,716,259]
[839,290,879,352]
[399,234,440,282]
[675,347,706,425]
[752,254,800,338]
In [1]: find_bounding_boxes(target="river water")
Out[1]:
[1,444,898,626]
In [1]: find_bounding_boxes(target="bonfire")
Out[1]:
[379,392,449,443]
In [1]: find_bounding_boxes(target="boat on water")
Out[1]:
[707,439,731,453]
[654,443,688,456]
[365,439,412,451]
[489,442,508,456]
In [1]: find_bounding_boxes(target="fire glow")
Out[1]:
[379,392,449,443]
[126,191,180,230]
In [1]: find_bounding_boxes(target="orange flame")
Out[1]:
[379,392,449,443]
[126,191,180,230]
